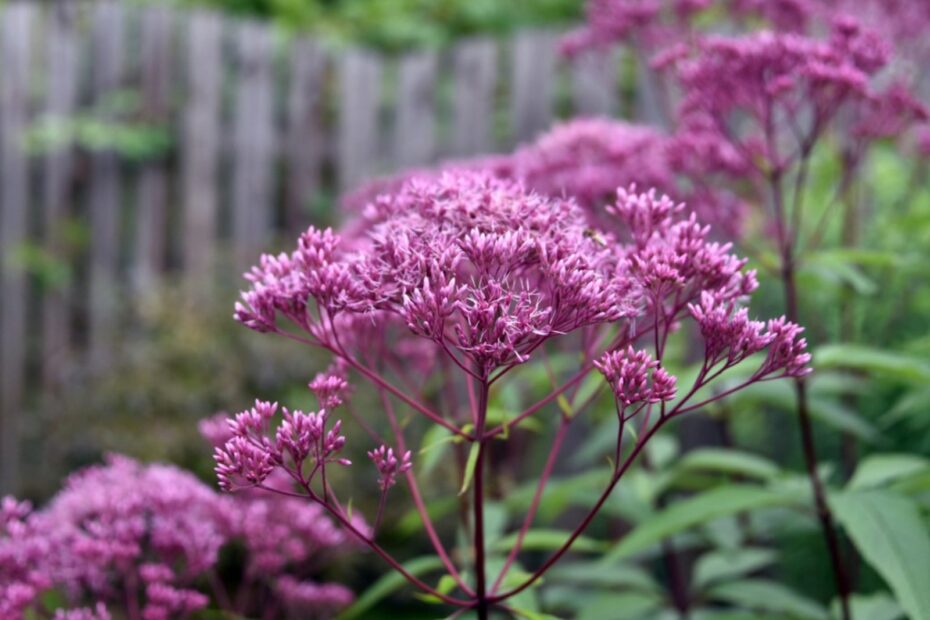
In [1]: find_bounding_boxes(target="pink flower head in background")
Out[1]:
[563,0,711,54]
[668,19,901,173]
[41,455,228,617]
[0,457,230,618]
[510,117,672,215]
[368,445,413,491]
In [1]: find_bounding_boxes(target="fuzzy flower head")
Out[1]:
[689,292,812,378]
[510,118,673,216]
[595,346,677,406]
[368,445,413,491]
[308,360,351,409]
[667,20,912,173]
[1,498,57,618]
[214,400,350,492]
[37,456,229,618]
[237,173,640,375]
[563,0,710,54]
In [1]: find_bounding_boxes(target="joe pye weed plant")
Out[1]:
[215,173,811,618]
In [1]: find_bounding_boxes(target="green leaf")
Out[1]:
[881,387,930,427]
[831,490,930,620]
[675,448,781,481]
[814,345,930,384]
[603,485,800,562]
[725,381,881,442]
[693,547,778,590]
[848,454,930,490]
[806,397,882,443]
[492,529,607,554]
[834,593,904,620]
[458,442,480,496]
[511,608,561,620]
[708,579,829,619]
[547,560,660,592]
[335,556,444,620]
[575,592,663,620]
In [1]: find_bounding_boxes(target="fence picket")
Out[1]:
[0,2,34,494]
[634,52,668,127]
[571,47,620,117]
[181,12,222,282]
[393,51,438,169]
[285,38,325,231]
[231,20,276,268]
[451,38,497,157]
[338,50,383,190]
[87,3,125,371]
[133,6,175,292]
[510,30,557,145]
[41,3,79,391]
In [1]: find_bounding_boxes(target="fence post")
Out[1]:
[337,49,383,191]
[451,38,497,157]
[570,47,621,117]
[41,2,79,392]
[87,2,126,371]
[231,20,276,269]
[181,12,222,284]
[133,5,175,293]
[0,2,34,494]
[510,30,557,146]
[393,51,438,169]
[285,38,325,232]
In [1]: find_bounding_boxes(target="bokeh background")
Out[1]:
[1,1,929,619]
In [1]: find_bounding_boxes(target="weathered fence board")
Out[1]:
[451,38,497,156]
[231,21,276,267]
[285,38,325,231]
[181,12,222,282]
[393,51,438,168]
[133,6,175,292]
[87,2,126,371]
[41,3,79,391]
[634,51,668,127]
[0,2,34,494]
[338,50,383,190]
[510,30,558,145]
[571,47,621,117]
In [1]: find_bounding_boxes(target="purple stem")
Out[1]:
[491,420,570,594]
[378,387,474,595]
[473,380,492,620]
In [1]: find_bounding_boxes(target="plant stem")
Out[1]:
[783,245,852,620]
[474,379,491,619]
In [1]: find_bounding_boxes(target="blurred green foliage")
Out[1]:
[24,91,173,161]
[141,0,584,51]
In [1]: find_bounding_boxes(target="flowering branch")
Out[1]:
[217,175,809,618]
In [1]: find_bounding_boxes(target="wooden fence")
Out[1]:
[0,1,636,493]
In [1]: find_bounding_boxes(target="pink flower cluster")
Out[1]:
[665,18,926,173]
[368,445,413,491]
[595,346,677,406]
[236,173,810,385]
[563,0,711,54]
[238,173,640,375]
[1,456,224,619]
[1,451,358,619]
[213,399,351,492]
[510,118,672,213]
